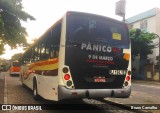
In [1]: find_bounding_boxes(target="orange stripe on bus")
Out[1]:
[28,58,58,70]
[23,68,58,80]
[35,59,58,66]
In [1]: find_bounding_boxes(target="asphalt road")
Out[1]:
[2,71,159,113]
[0,73,4,104]
[1,72,104,113]
[106,81,160,105]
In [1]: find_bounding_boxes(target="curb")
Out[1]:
[0,73,5,104]
[4,75,7,105]
[1,73,9,113]
[103,99,148,113]
[132,80,160,85]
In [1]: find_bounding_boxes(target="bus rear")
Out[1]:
[58,11,131,100]
[10,61,20,76]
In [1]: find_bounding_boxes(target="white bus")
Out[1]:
[20,11,131,101]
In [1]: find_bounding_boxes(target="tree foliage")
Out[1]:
[130,29,157,60]
[0,0,35,54]
[11,52,23,60]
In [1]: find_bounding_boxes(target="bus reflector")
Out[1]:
[63,67,69,73]
[64,74,70,80]
[126,75,130,81]
[66,80,72,87]
[72,92,77,95]
[123,53,130,61]
[124,81,128,86]
[128,70,131,75]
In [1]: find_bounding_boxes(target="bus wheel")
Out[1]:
[21,77,25,87]
[33,80,40,100]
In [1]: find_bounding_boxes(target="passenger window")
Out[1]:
[49,23,61,58]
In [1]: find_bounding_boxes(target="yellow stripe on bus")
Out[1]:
[32,63,58,71]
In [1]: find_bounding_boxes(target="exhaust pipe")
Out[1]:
[86,90,89,98]
[111,90,114,97]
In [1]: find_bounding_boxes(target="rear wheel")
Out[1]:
[33,79,40,100]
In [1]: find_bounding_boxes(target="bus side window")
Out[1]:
[34,44,39,62]
[40,42,46,60]
[50,45,59,58]
[45,33,51,59]
[30,47,35,63]
[50,47,55,58]
[49,23,61,59]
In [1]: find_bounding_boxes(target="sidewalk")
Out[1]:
[105,80,160,113]
[132,79,160,85]
[0,73,5,104]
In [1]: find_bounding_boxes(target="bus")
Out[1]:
[19,11,131,101]
[10,61,20,76]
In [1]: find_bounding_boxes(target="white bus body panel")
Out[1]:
[37,75,59,101]
[58,14,67,87]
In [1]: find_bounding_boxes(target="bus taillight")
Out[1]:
[64,74,70,80]
[126,75,130,81]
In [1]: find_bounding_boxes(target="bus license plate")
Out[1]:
[94,78,106,82]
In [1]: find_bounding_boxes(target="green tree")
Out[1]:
[0,0,35,54]
[11,53,23,60]
[130,28,157,60]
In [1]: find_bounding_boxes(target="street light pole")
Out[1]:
[115,0,126,22]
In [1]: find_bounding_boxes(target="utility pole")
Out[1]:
[115,0,126,22]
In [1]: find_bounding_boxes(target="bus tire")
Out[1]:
[33,79,40,100]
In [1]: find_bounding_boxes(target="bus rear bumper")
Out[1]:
[58,85,131,100]
[10,72,20,75]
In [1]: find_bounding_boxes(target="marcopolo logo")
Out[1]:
[2,105,12,110]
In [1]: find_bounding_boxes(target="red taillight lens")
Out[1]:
[126,75,130,81]
[64,74,70,80]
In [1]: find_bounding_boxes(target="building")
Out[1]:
[126,8,160,80]
[127,7,160,64]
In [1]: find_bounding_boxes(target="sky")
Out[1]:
[1,0,160,59]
